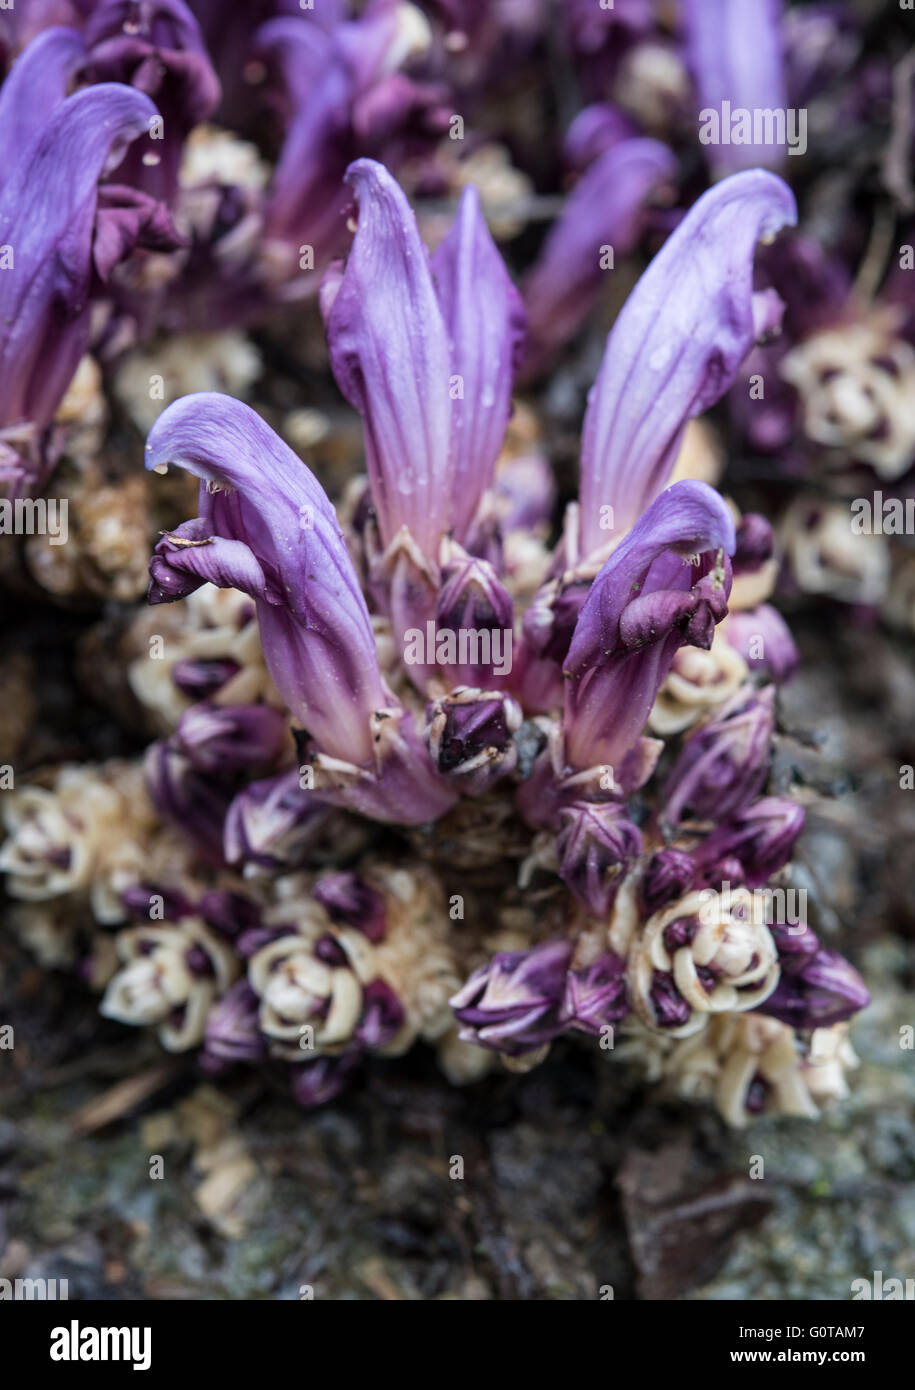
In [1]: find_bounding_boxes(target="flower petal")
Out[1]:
[431,185,526,540]
[323,158,452,560]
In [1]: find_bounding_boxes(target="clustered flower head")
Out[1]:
[0,0,880,1130]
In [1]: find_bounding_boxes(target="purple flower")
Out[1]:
[577,169,796,554]
[556,802,643,917]
[146,394,456,825]
[261,3,447,274]
[356,978,405,1049]
[0,82,162,491]
[639,848,696,916]
[174,702,288,773]
[146,394,387,764]
[223,770,330,872]
[664,686,775,825]
[322,160,524,563]
[694,796,805,888]
[202,979,265,1065]
[757,948,870,1029]
[725,604,800,682]
[79,0,221,203]
[313,872,387,943]
[431,183,527,542]
[290,1050,362,1109]
[682,0,789,176]
[560,953,630,1035]
[563,481,736,772]
[451,940,573,1057]
[522,133,676,374]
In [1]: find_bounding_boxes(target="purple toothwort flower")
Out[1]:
[173,702,289,774]
[145,394,454,825]
[725,604,800,682]
[0,81,166,493]
[757,947,870,1029]
[559,953,630,1035]
[313,871,387,943]
[223,770,330,872]
[682,0,789,176]
[562,481,736,772]
[522,131,676,374]
[556,802,643,917]
[79,0,221,204]
[321,159,524,647]
[146,394,387,763]
[451,939,573,1057]
[260,1,446,278]
[694,796,805,888]
[577,170,796,555]
[202,979,265,1066]
[664,686,775,825]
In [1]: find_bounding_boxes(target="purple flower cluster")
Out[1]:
[0,0,879,1127]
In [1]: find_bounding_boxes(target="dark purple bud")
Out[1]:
[424,689,522,796]
[639,849,696,916]
[693,796,805,887]
[649,970,693,1028]
[556,801,643,917]
[757,948,870,1029]
[290,1049,362,1109]
[121,881,192,921]
[223,770,328,872]
[769,918,820,973]
[356,979,406,1050]
[450,940,572,1057]
[733,513,775,574]
[313,872,386,944]
[171,657,240,699]
[175,702,288,773]
[664,686,775,824]
[725,604,800,682]
[433,553,516,691]
[560,952,629,1035]
[202,980,264,1065]
[197,889,261,940]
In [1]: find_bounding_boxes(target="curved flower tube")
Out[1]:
[145,393,455,825]
[578,169,797,555]
[146,393,387,765]
[0,82,163,490]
